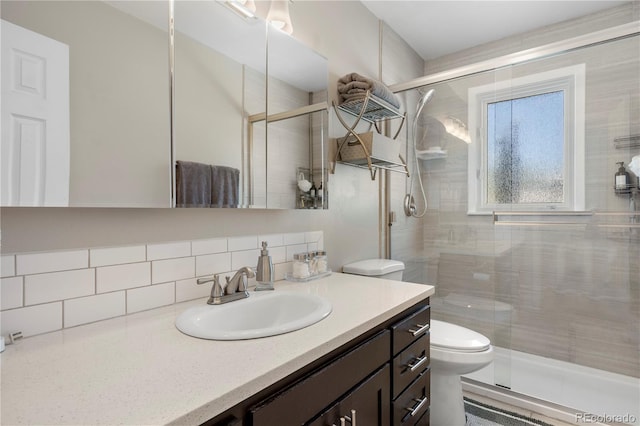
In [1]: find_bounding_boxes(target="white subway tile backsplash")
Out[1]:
[25,269,95,306]
[1,255,15,277]
[64,292,125,328]
[16,250,88,275]
[147,241,191,261]
[258,234,284,247]
[286,244,308,261]
[195,253,231,277]
[1,302,62,337]
[228,236,258,251]
[191,238,227,256]
[231,249,260,271]
[152,257,194,284]
[97,262,151,293]
[269,246,287,264]
[0,231,323,336]
[1,276,23,310]
[175,278,210,303]
[284,233,306,245]
[90,245,146,267]
[127,282,175,314]
[305,231,323,244]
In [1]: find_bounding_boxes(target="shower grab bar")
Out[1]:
[493,211,640,227]
[492,211,593,226]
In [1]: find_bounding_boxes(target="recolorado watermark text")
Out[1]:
[576,412,637,423]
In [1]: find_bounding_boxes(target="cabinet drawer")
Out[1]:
[392,332,429,399]
[391,305,430,355]
[250,330,390,425]
[392,369,430,426]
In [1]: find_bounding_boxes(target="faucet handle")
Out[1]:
[198,274,222,298]
[224,275,237,295]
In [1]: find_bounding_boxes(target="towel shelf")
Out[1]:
[331,91,408,180]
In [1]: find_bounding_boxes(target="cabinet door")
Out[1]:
[309,364,391,426]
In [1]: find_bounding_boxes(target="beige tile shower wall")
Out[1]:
[0,231,324,339]
[421,27,639,377]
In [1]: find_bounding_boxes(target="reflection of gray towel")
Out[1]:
[211,165,240,208]
[337,72,400,109]
[176,161,211,207]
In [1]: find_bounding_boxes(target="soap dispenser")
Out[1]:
[255,241,275,291]
[615,161,632,194]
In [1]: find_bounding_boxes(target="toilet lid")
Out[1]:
[342,259,404,276]
[430,320,491,352]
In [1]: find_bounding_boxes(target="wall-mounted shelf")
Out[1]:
[416,149,447,160]
[331,91,408,180]
[614,134,640,149]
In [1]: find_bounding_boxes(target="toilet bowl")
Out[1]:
[342,258,494,426]
[429,319,493,426]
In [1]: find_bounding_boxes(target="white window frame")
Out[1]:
[467,64,586,215]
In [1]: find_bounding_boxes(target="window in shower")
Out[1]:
[467,64,586,214]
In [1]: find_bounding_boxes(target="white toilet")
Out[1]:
[343,258,494,426]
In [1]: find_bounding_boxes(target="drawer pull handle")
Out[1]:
[406,396,428,417]
[408,323,429,336]
[343,409,356,425]
[407,355,428,372]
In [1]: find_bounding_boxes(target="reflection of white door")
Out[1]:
[1,19,69,206]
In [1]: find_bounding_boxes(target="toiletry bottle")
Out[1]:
[317,182,323,206]
[615,162,631,194]
[255,241,275,291]
[310,182,317,198]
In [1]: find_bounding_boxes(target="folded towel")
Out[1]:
[211,165,240,208]
[337,72,400,109]
[176,160,211,207]
[629,155,640,177]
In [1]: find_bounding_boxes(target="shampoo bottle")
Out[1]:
[615,162,631,194]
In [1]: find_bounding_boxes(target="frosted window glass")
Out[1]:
[486,91,564,204]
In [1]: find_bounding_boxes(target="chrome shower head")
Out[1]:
[415,88,435,119]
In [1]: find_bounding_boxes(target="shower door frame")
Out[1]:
[388,21,638,95]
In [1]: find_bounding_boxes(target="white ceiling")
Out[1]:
[360,1,630,60]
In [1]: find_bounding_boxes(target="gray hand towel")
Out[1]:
[175,160,212,207]
[210,165,240,208]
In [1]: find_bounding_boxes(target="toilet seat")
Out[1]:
[430,319,491,352]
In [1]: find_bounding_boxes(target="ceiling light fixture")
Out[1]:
[267,0,293,35]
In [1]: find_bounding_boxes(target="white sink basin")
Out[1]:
[175,291,332,340]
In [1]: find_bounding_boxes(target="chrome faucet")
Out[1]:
[197,266,255,305]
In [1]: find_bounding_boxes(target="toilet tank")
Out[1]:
[342,259,405,281]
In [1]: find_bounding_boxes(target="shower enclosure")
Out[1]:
[389,27,639,424]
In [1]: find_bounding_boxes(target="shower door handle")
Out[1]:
[408,323,429,337]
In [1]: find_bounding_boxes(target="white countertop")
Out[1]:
[0,273,434,425]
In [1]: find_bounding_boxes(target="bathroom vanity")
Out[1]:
[0,273,434,425]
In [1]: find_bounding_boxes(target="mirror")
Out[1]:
[174,1,329,209]
[1,0,171,207]
[1,1,328,209]
[262,26,329,209]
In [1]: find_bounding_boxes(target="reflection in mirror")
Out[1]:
[173,1,266,208]
[1,1,171,207]
[174,2,328,209]
[261,26,329,209]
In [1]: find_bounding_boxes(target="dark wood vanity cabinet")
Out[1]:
[204,299,430,426]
